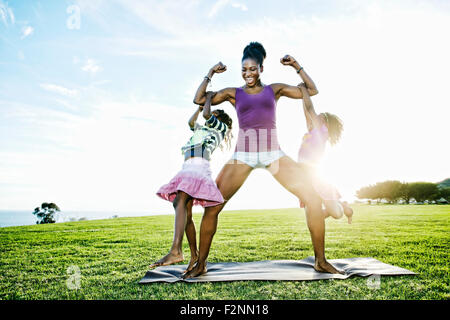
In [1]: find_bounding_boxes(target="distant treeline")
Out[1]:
[356,179,450,204]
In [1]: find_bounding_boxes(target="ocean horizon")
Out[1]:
[0,210,172,228]
[0,202,365,228]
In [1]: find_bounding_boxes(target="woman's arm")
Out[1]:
[188,105,203,129]
[193,62,236,106]
[280,55,318,95]
[203,91,214,120]
[272,55,318,100]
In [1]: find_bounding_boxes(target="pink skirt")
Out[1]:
[298,163,341,208]
[156,157,224,208]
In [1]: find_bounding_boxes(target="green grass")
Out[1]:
[0,204,448,300]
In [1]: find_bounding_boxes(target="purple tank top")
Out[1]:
[297,124,328,165]
[235,86,280,152]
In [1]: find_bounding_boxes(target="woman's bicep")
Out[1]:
[273,83,303,100]
[211,87,235,105]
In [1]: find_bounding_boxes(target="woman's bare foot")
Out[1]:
[149,251,184,269]
[184,253,199,274]
[314,259,345,275]
[342,201,353,224]
[182,261,207,279]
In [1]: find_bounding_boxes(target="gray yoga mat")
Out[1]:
[139,256,416,283]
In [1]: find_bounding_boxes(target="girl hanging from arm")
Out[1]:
[297,82,353,224]
[150,91,233,272]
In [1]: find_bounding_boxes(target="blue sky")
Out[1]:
[1,0,449,214]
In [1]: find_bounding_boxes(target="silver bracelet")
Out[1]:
[204,76,211,82]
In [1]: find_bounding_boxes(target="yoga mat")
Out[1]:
[139,256,416,283]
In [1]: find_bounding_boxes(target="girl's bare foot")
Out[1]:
[182,261,207,279]
[342,201,353,224]
[149,251,184,269]
[314,259,345,275]
[323,200,344,220]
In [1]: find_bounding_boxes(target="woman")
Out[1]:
[183,42,344,278]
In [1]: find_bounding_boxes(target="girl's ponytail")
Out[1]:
[215,110,233,150]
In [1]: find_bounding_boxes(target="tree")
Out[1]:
[357,185,375,202]
[377,180,403,203]
[437,187,450,202]
[398,182,413,204]
[356,184,383,203]
[408,183,439,203]
[357,180,447,204]
[356,185,370,200]
[33,202,60,224]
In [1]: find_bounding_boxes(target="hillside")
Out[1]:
[437,178,450,188]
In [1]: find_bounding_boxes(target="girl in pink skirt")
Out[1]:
[150,91,233,271]
[297,83,353,224]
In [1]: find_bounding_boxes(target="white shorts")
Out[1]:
[230,150,286,168]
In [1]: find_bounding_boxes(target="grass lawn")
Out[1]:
[0,204,448,300]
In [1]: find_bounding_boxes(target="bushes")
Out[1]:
[356,180,449,204]
[32,202,60,224]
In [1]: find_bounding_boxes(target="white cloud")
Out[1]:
[81,59,102,74]
[231,2,248,11]
[40,83,78,97]
[7,6,13,23]
[0,1,14,26]
[104,0,450,203]
[0,10,5,26]
[2,0,450,212]
[208,1,247,18]
[116,0,201,35]
[0,91,195,212]
[208,0,229,18]
[21,26,34,39]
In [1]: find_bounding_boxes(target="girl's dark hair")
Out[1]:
[322,112,343,145]
[215,109,233,150]
[242,42,266,67]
